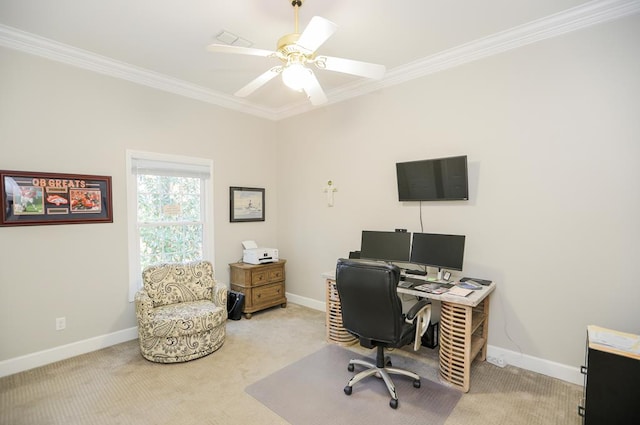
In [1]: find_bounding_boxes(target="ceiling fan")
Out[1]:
[206,0,386,105]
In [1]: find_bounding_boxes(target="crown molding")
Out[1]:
[0,25,279,120]
[1,0,638,121]
[274,0,640,120]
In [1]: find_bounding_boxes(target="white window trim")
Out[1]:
[126,149,214,302]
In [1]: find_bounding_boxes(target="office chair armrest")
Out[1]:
[405,299,431,323]
[405,300,432,351]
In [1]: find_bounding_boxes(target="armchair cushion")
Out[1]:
[145,300,225,338]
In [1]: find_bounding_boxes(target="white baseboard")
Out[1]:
[0,298,584,387]
[286,292,326,312]
[286,292,584,386]
[486,345,583,386]
[0,327,138,378]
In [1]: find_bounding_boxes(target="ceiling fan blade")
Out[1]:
[303,71,328,106]
[235,67,282,97]
[296,16,338,54]
[316,56,386,79]
[206,43,275,58]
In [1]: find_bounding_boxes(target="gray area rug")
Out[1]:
[246,344,461,425]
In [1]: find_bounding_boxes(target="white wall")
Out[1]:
[0,47,278,361]
[276,15,640,369]
[1,13,638,378]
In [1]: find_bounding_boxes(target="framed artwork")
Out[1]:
[0,170,113,227]
[230,187,265,222]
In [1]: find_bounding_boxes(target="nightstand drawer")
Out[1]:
[252,282,285,305]
[268,268,284,282]
[251,271,268,285]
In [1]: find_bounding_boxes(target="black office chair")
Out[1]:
[335,258,432,409]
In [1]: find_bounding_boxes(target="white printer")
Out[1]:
[242,240,279,265]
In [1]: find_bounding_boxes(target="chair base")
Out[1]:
[343,346,421,409]
[139,326,225,363]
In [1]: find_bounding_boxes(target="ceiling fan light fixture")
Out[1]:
[282,62,313,91]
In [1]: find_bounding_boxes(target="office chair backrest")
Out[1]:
[335,258,404,345]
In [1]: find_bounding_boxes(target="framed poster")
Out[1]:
[230,187,265,222]
[0,170,113,226]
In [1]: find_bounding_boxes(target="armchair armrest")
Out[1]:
[211,282,228,309]
[135,290,154,324]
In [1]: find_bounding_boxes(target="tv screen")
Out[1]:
[396,155,469,201]
[410,232,466,271]
[360,230,411,263]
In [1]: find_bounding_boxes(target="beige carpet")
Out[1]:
[0,303,582,425]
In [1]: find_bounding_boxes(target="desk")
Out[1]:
[322,272,495,392]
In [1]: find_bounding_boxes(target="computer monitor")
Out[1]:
[360,230,411,263]
[410,233,465,279]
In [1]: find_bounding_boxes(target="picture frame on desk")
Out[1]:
[230,186,265,222]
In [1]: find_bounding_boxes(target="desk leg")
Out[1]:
[439,298,489,393]
[325,279,357,346]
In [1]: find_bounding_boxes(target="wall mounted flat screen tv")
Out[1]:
[396,155,469,201]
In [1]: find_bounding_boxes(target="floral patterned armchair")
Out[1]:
[135,260,227,363]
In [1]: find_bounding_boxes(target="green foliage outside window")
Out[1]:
[137,174,203,270]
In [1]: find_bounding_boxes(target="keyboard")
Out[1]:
[460,277,492,286]
[400,277,453,289]
[413,283,452,294]
[404,277,425,285]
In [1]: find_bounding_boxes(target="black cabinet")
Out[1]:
[579,326,640,425]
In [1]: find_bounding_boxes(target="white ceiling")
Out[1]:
[1,0,638,119]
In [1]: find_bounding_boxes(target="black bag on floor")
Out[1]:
[422,321,439,349]
[227,290,245,321]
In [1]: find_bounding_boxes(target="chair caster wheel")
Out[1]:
[389,398,398,409]
[344,386,352,395]
[347,364,354,372]
[413,379,421,388]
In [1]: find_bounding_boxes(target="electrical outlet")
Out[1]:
[55,317,66,331]
[487,355,506,368]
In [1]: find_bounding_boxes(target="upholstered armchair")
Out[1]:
[135,260,227,363]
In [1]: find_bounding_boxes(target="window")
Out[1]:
[127,151,214,300]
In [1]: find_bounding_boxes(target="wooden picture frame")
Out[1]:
[230,187,265,222]
[0,170,113,227]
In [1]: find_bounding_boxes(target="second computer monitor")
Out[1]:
[360,230,411,263]
[410,233,466,271]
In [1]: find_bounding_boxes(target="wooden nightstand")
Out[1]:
[229,260,287,319]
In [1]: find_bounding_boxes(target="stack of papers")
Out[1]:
[447,286,473,297]
[589,327,640,354]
